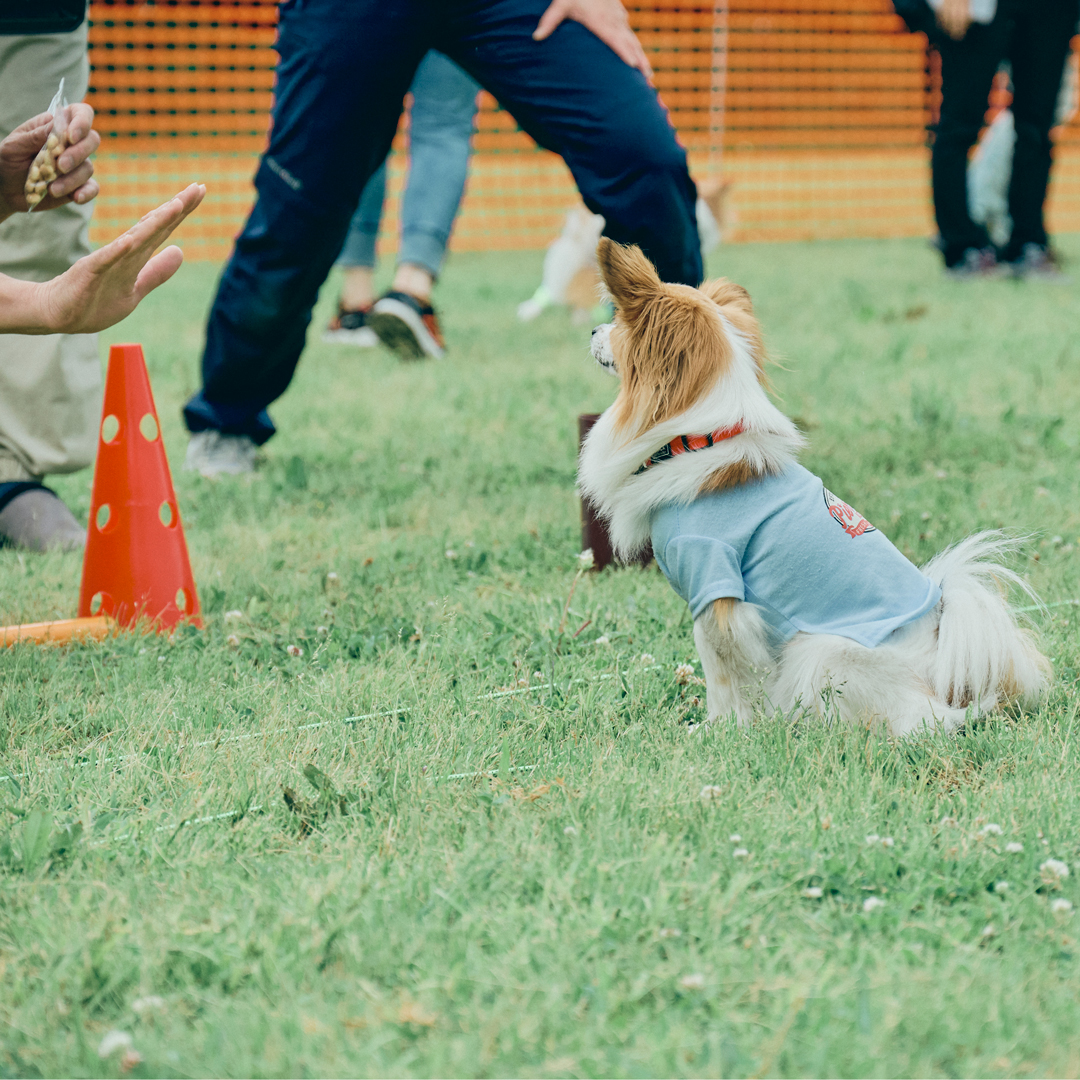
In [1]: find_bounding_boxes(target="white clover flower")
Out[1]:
[980,823,1003,836]
[1005,841,1024,854]
[445,549,457,560]
[563,825,577,836]
[1041,859,1070,881]
[679,973,705,991]
[639,653,656,666]
[325,571,340,586]
[98,1031,133,1058]
[286,644,303,658]
[577,548,595,570]
[994,881,1009,894]
[131,995,166,1016]
[223,609,243,623]
[226,634,240,649]
[863,896,885,912]
[699,785,723,800]
[1051,898,1074,914]
[316,625,329,636]
[533,671,543,680]
[881,837,895,848]
[939,816,958,827]
[802,886,823,899]
[732,848,750,859]
[729,833,742,843]
[594,635,611,646]
[121,1049,143,1071]
[980,924,996,939]
[675,663,696,685]
[865,834,880,845]
[658,927,682,939]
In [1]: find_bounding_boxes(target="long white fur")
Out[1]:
[714,532,1049,737]
[578,315,805,559]
[580,272,1050,738]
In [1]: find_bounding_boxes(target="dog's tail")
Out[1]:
[919,531,1050,711]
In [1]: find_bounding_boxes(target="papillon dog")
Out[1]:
[578,238,1049,736]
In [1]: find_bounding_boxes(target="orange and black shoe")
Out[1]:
[322,303,378,346]
[367,290,446,360]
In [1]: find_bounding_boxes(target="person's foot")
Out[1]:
[183,430,258,477]
[1007,243,1070,282]
[366,291,446,360]
[0,482,85,552]
[322,303,379,346]
[945,247,1001,278]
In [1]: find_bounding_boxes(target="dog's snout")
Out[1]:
[591,326,599,336]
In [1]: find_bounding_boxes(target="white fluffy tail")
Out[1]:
[920,531,1049,710]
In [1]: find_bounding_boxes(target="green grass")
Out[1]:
[3,236,1080,1078]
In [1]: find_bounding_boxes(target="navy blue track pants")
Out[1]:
[183,0,702,443]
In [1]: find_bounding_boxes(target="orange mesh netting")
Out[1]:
[86,1,1080,258]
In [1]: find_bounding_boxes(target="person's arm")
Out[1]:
[533,0,653,78]
[0,183,205,334]
[0,102,100,223]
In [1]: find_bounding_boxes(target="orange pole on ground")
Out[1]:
[78,343,201,631]
[0,615,116,646]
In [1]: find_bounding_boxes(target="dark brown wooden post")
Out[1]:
[578,413,653,571]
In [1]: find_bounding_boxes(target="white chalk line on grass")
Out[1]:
[1016,598,1080,613]
[89,763,544,848]
[0,667,656,787]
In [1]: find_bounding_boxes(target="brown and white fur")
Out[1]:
[578,239,1050,737]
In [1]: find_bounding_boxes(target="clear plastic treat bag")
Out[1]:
[25,77,69,211]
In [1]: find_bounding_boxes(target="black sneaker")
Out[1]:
[1007,243,1070,282]
[945,247,1001,279]
[322,304,378,346]
[367,291,446,360]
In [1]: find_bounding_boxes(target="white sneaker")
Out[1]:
[183,430,258,477]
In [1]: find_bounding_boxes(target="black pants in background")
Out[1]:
[932,0,1079,267]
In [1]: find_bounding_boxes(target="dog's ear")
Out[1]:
[597,238,661,317]
[700,277,753,316]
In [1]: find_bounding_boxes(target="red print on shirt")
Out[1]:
[823,487,877,538]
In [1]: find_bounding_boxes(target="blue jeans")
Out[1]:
[184,0,701,444]
[339,50,479,277]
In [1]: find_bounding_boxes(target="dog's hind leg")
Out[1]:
[772,632,970,737]
[693,598,774,727]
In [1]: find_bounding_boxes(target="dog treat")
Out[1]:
[24,79,68,211]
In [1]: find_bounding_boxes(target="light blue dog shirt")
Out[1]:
[651,463,940,647]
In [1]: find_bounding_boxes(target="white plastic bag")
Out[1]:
[25,77,68,211]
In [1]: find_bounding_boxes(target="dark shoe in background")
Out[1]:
[367,291,446,360]
[945,247,1002,279]
[1007,243,1070,282]
[322,303,379,346]
[0,482,85,552]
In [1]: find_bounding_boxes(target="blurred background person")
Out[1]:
[899,0,1080,277]
[181,0,702,478]
[323,51,480,361]
[0,2,98,551]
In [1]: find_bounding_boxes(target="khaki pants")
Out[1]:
[0,22,99,483]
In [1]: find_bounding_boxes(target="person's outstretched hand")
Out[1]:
[0,102,101,220]
[937,0,972,39]
[39,184,205,334]
[534,0,653,78]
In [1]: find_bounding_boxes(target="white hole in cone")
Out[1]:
[139,413,159,441]
[101,415,120,444]
[95,504,111,532]
[175,588,187,612]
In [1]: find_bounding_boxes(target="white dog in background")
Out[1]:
[968,54,1078,248]
[517,178,730,324]
[578,239,1049,737]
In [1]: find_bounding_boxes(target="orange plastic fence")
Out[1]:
[85,1,1080,257]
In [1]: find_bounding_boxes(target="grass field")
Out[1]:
[3,235,1080,1078]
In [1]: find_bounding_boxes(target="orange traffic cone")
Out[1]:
[78,343,201,631]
